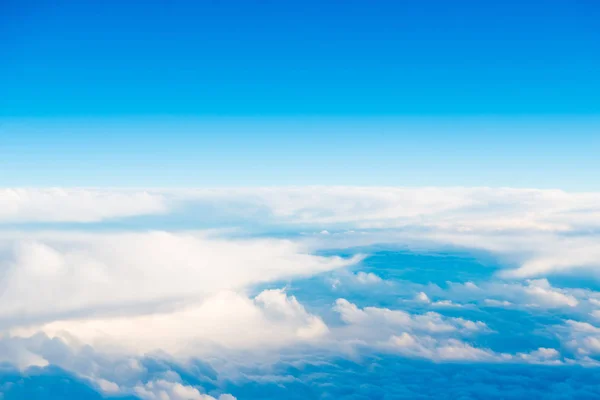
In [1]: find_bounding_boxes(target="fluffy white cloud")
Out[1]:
[0,231,359,329]
[419,279,580,310]
[5,185,600,388]
[0,188,167,222]
[385,330,559,364]
[520,279,579,307]
[419,231,600,278]
[328,270,389,290]
[171,186,600,233]
[11,289,329,357]
[380,330,562,364]
[515,347,562,365]
[554,319,600,360]
[353,271,383,284]
[4,186,600,278]
[0,333,237,398]
[135,380,235,400]
[97,379,120,394]
[333,299,489,342]
[387,333,502,362]
[415,292,431,303]
[8,186,600,231]
[484,299,513,307]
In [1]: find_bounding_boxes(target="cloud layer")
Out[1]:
[3,186,600,398]
[0,188,168,223]
[5,186,600,278]
[0,231,359,330]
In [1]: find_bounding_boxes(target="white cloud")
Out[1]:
[0,333,236,398]
[134,380,235,400]
[327,270,387,290]
[353,271,383,284]
[0,188,167,223]
[428,279,580,310]
[589,298,600,307]
[425,232,600,278]
[484,299,513,307]
[415,292,431,303]
[327,299,516,363]
[97,379,120,394]
[413,292,464,308]
[521,279,579,308]
[431,300,464,308]
[0,336,49,370]
[387,335,562,364]
[4,186,600,383]
[4,186,600,278]
[171,187,600,233]
[333,299,488,339]
[0,231,360,329]
[9,185,599,232]
[515,347,562,365]
[387,333,502,362]
[557,320,600,357]
[15,289,329,356]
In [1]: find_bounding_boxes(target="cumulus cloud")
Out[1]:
[415,292,431,303]
[0,229,357,376]
[521,279,579,308]
[0,332,238,399]
[385,330,559,364]
[388,333,502,361]
[333,299,489,343]
[423,279,580,310]
[516,347,562,365]
[135,380,235,400]
[26,289,329,356]
[353,271,383,284]
[328,270,388,291]
[558,320,600,357]
[0,231,360,329]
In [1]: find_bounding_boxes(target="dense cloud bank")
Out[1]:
[3,187,600,398]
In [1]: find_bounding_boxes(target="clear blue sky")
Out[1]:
[1,0,599,188]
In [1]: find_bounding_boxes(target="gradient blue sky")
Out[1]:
[1,0,599,188]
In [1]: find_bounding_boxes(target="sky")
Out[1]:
[2,1,600,400]
[1,0,600,189]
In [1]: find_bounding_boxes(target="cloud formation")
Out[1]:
[4,186,600,278]
[0,231,359,330]
[29,289,329,356]
[3,186,600,398]
[0,188,167,223]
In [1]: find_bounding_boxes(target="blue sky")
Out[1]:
[2,0,600,189]
[2,0,600,117]
[3,2,600,400]
[2,117,600,188]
